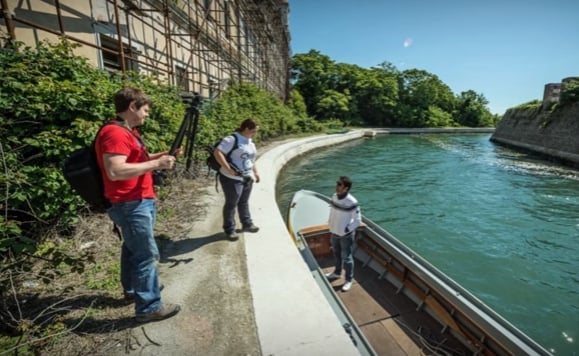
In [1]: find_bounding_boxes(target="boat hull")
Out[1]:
[287,189,551,356]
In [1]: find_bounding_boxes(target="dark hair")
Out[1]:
[114,87,153,113]
[236,118,258,132]
[338,176,352,190]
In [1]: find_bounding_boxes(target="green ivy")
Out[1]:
[560,79,579,106]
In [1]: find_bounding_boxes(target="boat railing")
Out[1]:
[360,219,551,356]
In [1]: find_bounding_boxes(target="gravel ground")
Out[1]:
[110,176,262,356]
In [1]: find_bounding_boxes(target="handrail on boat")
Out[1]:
[359,219,550,355]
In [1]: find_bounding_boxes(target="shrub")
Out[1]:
[0,39,184,259]
[560,79,579,106]
[201,81,320,145]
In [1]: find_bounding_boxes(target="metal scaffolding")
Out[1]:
[0,0,291,101]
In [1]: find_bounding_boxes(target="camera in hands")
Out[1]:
[153,170,168,186]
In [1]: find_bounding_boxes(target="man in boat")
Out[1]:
[326,176,362,292]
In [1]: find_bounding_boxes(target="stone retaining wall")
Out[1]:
[490,102,579,166]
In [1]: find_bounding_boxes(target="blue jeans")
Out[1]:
[219,174,254,234]
[331,232,355,282]
[108,199,162,316]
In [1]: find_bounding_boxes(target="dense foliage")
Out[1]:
[291,50,500,128]
[0,38,322,352]
[198,81,321,147]
[0,39,319,277]
[0,40,186,253]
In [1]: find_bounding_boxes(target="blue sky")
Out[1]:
[288,0,579,115]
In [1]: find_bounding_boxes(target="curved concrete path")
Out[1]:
[246,130,365,355]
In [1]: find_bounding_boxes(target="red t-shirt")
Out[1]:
[95,123,155,203]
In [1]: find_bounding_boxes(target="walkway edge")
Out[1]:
[245,131,364,355]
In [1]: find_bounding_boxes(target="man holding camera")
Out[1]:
[214,118,261,240]
[95,87,181,323]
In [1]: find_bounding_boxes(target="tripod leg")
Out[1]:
[185,109,198,171]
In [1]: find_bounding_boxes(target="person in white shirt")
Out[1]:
[325,176,361,292]
[213,118,261,240]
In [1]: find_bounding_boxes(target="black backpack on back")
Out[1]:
[205,134,239,172]
[62,122,118,213]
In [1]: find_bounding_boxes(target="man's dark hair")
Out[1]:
[338,176,352,190]
[114,87,153,113]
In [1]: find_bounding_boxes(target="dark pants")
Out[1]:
[219,174,254,234]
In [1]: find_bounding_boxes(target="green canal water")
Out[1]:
[276,134,578,355]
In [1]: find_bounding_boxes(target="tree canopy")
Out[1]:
[291,50,500,128]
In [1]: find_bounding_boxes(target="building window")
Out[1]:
[175,65,190,92]
[99,34,139,73]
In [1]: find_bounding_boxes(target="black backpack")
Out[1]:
[205,134,239,172]
[62,122,119,213]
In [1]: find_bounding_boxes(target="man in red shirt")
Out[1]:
[95,87,180,322]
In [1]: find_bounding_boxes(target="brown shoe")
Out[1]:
[135,303,181,323]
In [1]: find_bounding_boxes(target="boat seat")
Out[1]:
[299,223,368,258]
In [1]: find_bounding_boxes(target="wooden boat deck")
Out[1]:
[317,255,470,355]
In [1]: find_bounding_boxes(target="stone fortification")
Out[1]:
[490,102,579,167]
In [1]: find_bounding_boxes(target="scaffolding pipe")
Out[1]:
[113,0,127,73]
[0,0,290,101]
[1,0,18,40]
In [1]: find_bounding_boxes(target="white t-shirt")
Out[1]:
[328,193,361,237]
[216,132,257,181]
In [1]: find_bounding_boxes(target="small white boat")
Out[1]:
[286,189,551,356]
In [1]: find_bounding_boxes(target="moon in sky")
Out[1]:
[403,38,413,48]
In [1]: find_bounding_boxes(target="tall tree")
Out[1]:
[455,90,496,127]
[317,89,351,120]
[398,69,457,127]
[291,50,336,119]
[374,61,399,75]
[354,67,399,126]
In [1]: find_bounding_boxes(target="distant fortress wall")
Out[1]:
[490,101,579,167]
